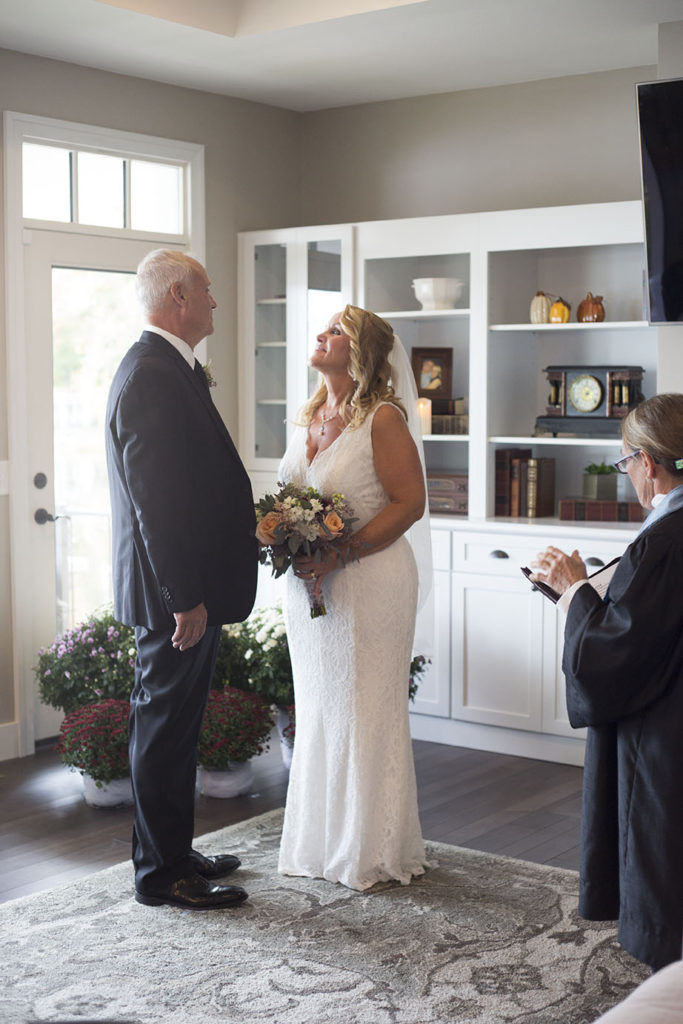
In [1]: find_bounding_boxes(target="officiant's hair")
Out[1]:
[622,393,683,477]
[303,305,407,430]
[136,249,201,317]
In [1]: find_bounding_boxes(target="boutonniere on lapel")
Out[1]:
[202,361,217,388]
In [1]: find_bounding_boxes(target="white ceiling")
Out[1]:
[0,0,682,112]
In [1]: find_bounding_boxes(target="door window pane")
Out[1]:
[130,160,184,234]
[22,143,71,222]
[77,152,125,229]
[52,267,140,631]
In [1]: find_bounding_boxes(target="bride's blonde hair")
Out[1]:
[302,304,407,429]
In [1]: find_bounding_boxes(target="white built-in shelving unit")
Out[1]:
[239,200,659,765]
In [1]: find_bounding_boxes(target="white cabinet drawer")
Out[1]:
[453,531,630,578]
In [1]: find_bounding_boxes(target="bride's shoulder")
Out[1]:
[370,402,407,429]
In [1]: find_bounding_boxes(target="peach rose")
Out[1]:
[256,510,282,545]
[321,510,344,536]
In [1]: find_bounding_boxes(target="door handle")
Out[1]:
[34,508,68,525]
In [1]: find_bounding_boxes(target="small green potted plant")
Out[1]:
[196,687,274,798]
[35,609,136,714]
[56,698,133,807]
[409,654,431,702]
[583,460,618,500]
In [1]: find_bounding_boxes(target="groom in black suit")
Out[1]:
[105,249,258,909]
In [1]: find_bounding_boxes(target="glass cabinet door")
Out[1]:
[304,238,345,401]
[240,226,353,473]
[254,243,287,461]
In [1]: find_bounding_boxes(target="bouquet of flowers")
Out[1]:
[255,483,357,618]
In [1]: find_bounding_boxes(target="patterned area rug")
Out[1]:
[4,809,648,1024]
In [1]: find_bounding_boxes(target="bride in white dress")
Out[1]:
[277,304,431,891]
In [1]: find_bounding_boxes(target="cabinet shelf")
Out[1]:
[380,308,470,320]
[256,398,286,406]
[489,435,622,447]
[484,515,637,533]
[424,434,469,442]
[257,297,286,305]
[256,341,286,348]
[489,321,649,332]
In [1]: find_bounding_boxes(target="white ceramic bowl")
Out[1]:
[412,277,463,310]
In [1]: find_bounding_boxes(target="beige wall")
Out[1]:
[299,67,653,225]
[0,48,302,727]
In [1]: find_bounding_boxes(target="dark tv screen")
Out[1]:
[637,77,683,324]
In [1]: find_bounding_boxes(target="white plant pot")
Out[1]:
[276,706,294,770]
[82,774,133,807]
[196,761,254,798]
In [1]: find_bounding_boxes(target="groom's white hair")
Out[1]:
[136,249,200,317]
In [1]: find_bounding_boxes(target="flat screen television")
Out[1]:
[636,77,683,324]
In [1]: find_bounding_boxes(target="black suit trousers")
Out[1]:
[130,623,220,891]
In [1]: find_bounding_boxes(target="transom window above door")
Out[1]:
[22,142,185,235]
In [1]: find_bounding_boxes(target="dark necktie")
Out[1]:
[193,361,210,393]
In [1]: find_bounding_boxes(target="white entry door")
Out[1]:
[22,230,156,741]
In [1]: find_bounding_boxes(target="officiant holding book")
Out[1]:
[530,393,683,972]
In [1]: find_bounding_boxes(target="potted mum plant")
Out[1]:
[35,609,136,714]
[196,687,274,798]
[56,698,133,807]
[214,605,295,766]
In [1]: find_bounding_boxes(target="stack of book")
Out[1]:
[427,472,468,515]
[495,449,556,518]
[431,414,469,434]
[559,498,644,522]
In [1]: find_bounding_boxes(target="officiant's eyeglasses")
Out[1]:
[613,450,641,474]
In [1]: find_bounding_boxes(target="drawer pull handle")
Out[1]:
[585,556,605,567]
[489,549,509,559]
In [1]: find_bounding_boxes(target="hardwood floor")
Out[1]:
[0,736,583,904]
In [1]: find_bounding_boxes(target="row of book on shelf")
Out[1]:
[494,448,644,521]
[425,450,644,521]
[495,448,555,518]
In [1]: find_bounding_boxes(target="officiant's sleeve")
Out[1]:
[562,527,683,729]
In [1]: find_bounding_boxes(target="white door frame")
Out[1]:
[3,112,205,757]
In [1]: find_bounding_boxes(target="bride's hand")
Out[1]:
[293,549,341,583]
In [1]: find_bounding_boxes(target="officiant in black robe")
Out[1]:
[531,393,683,971]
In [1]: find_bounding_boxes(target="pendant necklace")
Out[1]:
[319,409,339,436]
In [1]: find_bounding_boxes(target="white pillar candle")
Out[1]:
[417,397,432,436]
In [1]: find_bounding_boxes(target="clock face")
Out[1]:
[568,374,603,413]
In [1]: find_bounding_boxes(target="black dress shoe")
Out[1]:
[135,872,248,910]
[189,849,241,879]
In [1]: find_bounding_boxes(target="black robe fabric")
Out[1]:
[563,506,683,969]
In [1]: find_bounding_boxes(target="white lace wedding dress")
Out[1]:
[277,404,428,891]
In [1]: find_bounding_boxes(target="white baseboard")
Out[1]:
[0,720,21,761]
[409,713,585,767]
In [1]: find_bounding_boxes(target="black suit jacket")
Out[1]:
[105,331,257,629]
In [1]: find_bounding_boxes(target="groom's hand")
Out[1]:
[172,603,208,651]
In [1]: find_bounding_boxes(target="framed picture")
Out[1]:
[411,347,453,400]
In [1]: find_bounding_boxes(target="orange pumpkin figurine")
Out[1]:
[549,297,571,323]
[577,292,605,322]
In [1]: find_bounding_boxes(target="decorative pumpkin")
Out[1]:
[529,291,551,324]
[577,292,605,322]
[549,297,571,323]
